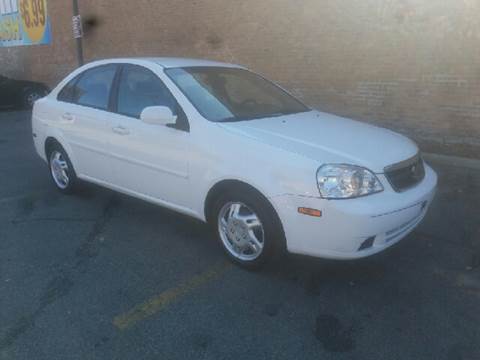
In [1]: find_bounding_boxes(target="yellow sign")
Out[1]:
[0,0,51,46]
[19,0,47,42]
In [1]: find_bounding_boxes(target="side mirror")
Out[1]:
[140,106,177,126]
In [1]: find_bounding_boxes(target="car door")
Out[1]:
[56,64,118,182]
[107,64,191,207]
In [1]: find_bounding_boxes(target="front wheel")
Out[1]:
[212,191,284,269]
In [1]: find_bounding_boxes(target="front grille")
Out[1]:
[384,154,425,192]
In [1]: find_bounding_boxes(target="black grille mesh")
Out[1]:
[385,155,425,192]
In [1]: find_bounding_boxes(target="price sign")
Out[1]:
[19,0,47,42]
[0,0,50,46]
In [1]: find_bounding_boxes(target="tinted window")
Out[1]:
[165,67,309,122]
[57,76,79,102]
[72,65,117,110]
[117,65,177,119]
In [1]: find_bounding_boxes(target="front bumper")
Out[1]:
[271,164,437,259]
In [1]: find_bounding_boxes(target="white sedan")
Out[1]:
[32,58,437,269]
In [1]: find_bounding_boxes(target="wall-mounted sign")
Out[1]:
[0,0,51,47]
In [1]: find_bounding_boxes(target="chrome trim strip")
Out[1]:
[384,153,421,173]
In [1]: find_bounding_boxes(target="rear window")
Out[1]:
[57,76,79,103]
[72,65,117,110]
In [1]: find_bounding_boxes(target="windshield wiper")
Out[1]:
[219,112,289,123]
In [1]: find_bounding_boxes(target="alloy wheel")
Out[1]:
[50,150,70,189]
[217,201,265,261]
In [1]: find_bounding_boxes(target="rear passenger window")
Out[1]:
[71,65,117,110]
[57,76,79,103]
[116,65,177,119]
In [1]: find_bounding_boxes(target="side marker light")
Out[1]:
[298,207,322,217]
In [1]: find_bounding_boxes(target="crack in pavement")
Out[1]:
[74,196,118,270]
[0,196,118,350]
[0,275,74,351]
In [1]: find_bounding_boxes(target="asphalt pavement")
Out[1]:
[1,110,479,360]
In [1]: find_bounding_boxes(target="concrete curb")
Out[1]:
[424,152,480,170]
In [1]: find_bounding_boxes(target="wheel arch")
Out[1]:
[204,179,287,255]
[44,136,62,159]
[44,136,77,172]
[205,179,283,228]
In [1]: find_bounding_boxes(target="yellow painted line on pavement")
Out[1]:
[113,262,232,330]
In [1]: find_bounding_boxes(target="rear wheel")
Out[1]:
[211,190,284,269]
[48,144,78,194]
[23,88,44,108]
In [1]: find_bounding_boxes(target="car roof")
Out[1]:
[91,57,245,69]
[149,57,244,69]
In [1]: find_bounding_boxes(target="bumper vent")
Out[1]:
[384,154,425,192]
[358,236,375,251]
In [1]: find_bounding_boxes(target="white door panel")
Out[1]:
[49,102,111,181]
[52,63,118,182]
[55,103,112,181]
[107,113,190,206]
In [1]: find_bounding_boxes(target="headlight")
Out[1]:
[316,164,383,199]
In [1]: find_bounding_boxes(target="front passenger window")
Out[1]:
[117,65,177,119]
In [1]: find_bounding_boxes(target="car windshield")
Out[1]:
[165,67,309,122]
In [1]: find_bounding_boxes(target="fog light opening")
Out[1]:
[358,236,375,251]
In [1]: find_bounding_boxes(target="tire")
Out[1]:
[23,88,44,109]
[47,144,78,194]
[211,188,285,270]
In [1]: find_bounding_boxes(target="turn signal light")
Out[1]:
[298,207,322,217]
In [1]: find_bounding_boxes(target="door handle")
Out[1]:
[112,126,130,135]
[61,113,74,122]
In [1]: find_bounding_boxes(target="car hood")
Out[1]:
[218,110,418,173]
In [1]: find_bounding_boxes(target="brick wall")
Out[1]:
[2,0,479,158]
[0,47,29,78]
